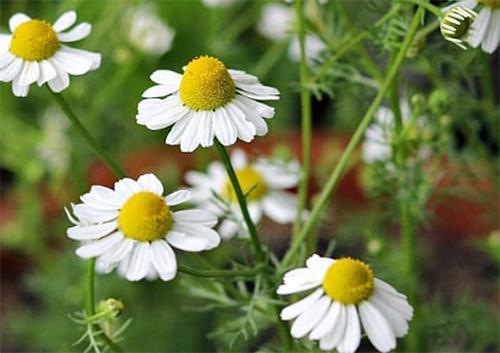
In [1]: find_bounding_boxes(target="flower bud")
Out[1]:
[440,6,477,49]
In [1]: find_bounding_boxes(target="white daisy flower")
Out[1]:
[257,3,294,42]
[136,55,279,152]
[186,149,299,240]
[0,11,101,97]
[288,34,327,63]
[278,254,413,353]
[127,5,175,57]
[66,173,221,282]
[440,4,477,49]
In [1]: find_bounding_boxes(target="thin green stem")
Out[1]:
[178,264,261,278]
[396,0,444,17]
[49,90,125,179]
[282,6,426,268]
[86,258,96,316]
[292,0,312,246]
[214,140,265,262]
[311,5,400,85]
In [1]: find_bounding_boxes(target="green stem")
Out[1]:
[282,6,425,268]
[178,264,261,278]
[292,0,312,246]
[214,140,265,262]
[86,258,96,316]
[396,0,444,17]
[49,90,125,179]
[311,5,400,85]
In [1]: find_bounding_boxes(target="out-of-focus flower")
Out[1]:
[0,11,100,97]
[136,55,279,152]
[66,173,220,282]
[127,5,175,56]
[257,3,294,42]
[201,0,239,8]
[288,34,326,63]
[277,254,413,353]
[186,149,300,239]
[37,106,71,177]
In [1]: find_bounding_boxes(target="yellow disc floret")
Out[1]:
[10,20,60,61]
[179,55,235,111]
[322,258,374,305]
[222,166,268,203]
[479,0,500,9]
[118,191,172,242]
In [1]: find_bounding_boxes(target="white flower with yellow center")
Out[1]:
[66,173,220,281]
[278,255,413,353]
[0,11,101,97]
[136,55,279,152]
[127,5,175,56]
[186,149,299,239]
[443,0,500,53]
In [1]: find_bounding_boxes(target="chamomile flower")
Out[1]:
[440,5,477,49]
[127,5,175,56]
[257,3,294,42]
[66,173,220,282]
[136,55,279,152]
[186,149,299,240]
[278,254,413,353]
[468,0,500,53]
[0,11,101,97]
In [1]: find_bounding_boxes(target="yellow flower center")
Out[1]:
[479,0,500,9]
[10,19,60,61]
[118,192,172,242]
[222,167,268,203]
[322,258,374,305]
[179,55,236,111]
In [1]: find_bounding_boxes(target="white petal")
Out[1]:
[233,97,268,136]
[213,108,237,146]
[52,47,93,75]
[114,178,141,199]
[277,281,322,295]
[37,60,57,85]
[359,301,396,353]
[373,287,413,321]
[198,111,214,147]
[0,52,15,70]
[337,305,361,353]
[75,232,124,259]
[18,61,39,86]
[9,13,31,32]
[310,300,341,340]
[280,288,323,320]
[0,34,11,52]
[173,209,217,227]
[47,61,70,92]
[165,189,191,205]
[150,239,177,281]
[470,8,491,48]
[137,173,164,195]
[57,23,91,42]
[165,114,193,145]
[172,223,220,250]
[150,69,182,85]
[180,113,202,152]
[291,295,331,338]
[126,242,152,281]
[481,9,500,53]
[225,103,256,142]
[52,11,77,32]
[262,191,297,224]
[320,304,347,350]
[67,221,117,240]
[142,84,178,98]
[0,58,23,82]
[368,294,409,337]
[165,230,210,251]
[98,236,135,265]
[81,185,125,210]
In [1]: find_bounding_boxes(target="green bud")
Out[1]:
[429,89,450,115]
[98,298,124,318]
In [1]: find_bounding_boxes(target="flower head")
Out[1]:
[257,3,294,42]
[440,5,477,49]
[0,11,101,97]
[127,5,175,56]
[277,254,413,353]
[136,55,279,152]
[66,173,221,281]
[185,149,300,239]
